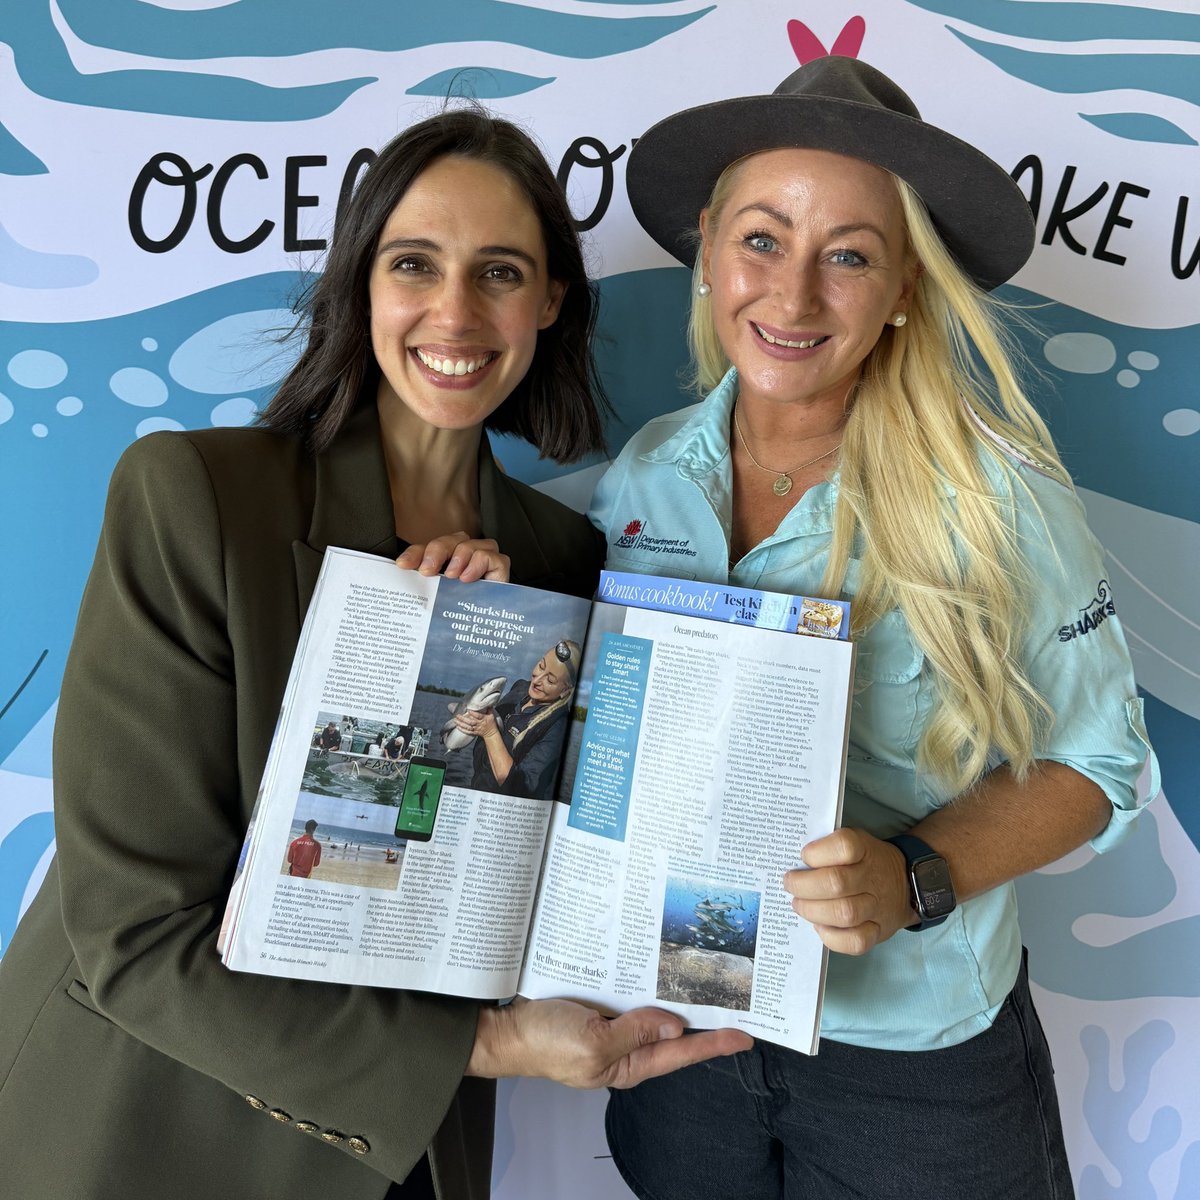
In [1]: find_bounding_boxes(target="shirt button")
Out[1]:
[295,1121,319,1134]
[269,1110,292,1123]
[321,1130,345,1144]
[347,1136,371,1155]
[244,1095,267,1110]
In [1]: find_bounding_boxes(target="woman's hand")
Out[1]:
[785,764,1113,956]
[452,709,500,740]
[466,997,752,1089]
[396,533,510,582]
[783,828,914,955]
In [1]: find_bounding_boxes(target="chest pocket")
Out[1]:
[603,548,698,582]
[848,607,927,765]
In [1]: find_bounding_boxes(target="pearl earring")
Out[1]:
[696,282,711,297]
[891,312,907,327]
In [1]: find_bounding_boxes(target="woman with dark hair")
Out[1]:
[0,108,748,1200]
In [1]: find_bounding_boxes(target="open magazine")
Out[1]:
[220,548,856,1054]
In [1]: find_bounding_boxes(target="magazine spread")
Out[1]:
[221,549,855,1054]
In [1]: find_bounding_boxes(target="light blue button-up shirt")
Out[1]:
[589,368,1155,1050]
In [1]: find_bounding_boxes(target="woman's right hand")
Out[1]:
[396,533,510,582]
[465,997,752,1089]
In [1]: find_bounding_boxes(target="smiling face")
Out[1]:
[527,646,573,705]
[368,155,565,432]
[700,147,916,411]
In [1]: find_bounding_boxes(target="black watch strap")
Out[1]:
[885,834,956,931]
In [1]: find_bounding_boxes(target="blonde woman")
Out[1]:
[590,58,1155,1199]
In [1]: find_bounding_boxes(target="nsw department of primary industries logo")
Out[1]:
[611,518,697,558]
[615,519,643,548]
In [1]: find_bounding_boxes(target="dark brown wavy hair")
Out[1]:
[260,107,608,460]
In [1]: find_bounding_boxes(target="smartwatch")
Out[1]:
[884,834,956,931]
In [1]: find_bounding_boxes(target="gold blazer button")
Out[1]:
[295,1121,319,1134]
[269,1110,292,1123]
[347,1137,371,1155]
[321,1130,345,1144]
[244,1096,267,1110]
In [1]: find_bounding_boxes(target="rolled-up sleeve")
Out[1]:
[1011,463,1158,851]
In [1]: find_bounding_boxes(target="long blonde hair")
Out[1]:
[691,162,1069,795]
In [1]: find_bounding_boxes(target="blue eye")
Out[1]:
[745,233,777,254]
[831,249,867,267]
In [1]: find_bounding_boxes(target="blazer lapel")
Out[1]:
[478,437,556,586]
[293,400,398,616]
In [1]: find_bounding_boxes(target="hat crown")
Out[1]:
[772,56,921,122]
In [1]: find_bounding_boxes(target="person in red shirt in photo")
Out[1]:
[286,820,322,879]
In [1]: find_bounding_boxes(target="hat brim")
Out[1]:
[626,94,1034,291]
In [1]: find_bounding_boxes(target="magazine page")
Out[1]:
[221,547,591,999]
[518,590,854,1054]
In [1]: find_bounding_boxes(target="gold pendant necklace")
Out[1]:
[732,405,841,497]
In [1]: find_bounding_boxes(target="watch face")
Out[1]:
[913,856,955,919]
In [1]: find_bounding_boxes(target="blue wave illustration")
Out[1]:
[1081,112,1197,146]
[0,222,99,289]
[905,0,1200,43]
[0,272,304,765]
[3,0,712,174]
[1017,809,1200,999]
[54,0,713,60]
[1078,1021,1194,1199]
[407,68,555,100]
[949,32,1200,108]
[5,0,375,127]
[999,287,1198,527]
[0,812,55,955]
[0,120,47,176]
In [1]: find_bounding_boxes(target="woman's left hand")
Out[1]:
[396,533,510,582]
[782,828,914,955]
[453,709,500,740]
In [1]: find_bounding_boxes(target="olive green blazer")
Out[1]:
[0,401,603,1200]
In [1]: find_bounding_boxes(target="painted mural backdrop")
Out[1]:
[1,2,1196,1196]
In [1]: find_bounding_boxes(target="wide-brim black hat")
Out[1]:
[626,56,1034,291]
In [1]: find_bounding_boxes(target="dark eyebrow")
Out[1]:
[376,237,539,270]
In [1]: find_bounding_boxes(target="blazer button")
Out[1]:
[347,1137,370,1155]
[269,1110,292,1123]
[295,1121,319,1134]
[322,1130,345,1144]
[244,1095,267,1110]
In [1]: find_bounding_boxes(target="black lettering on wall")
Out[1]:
[336,148,377,233]
[1041,166,1109,256]
[1011,154,1044,219]
[1094,181,1150,266]
[128,153,214,253]
[556,137,627,233]
[207,154,275,253]
[1172,195,1200,279]
[284,155,327,253]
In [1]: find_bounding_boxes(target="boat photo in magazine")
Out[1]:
[220,549,856,1054]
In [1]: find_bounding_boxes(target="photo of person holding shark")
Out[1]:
[454,638,583,801]
[409,575,589,803]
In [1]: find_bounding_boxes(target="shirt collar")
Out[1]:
[641,367,740,472]
[641,366,842,525]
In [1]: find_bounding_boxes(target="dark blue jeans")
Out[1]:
[606,953,1074,1200]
